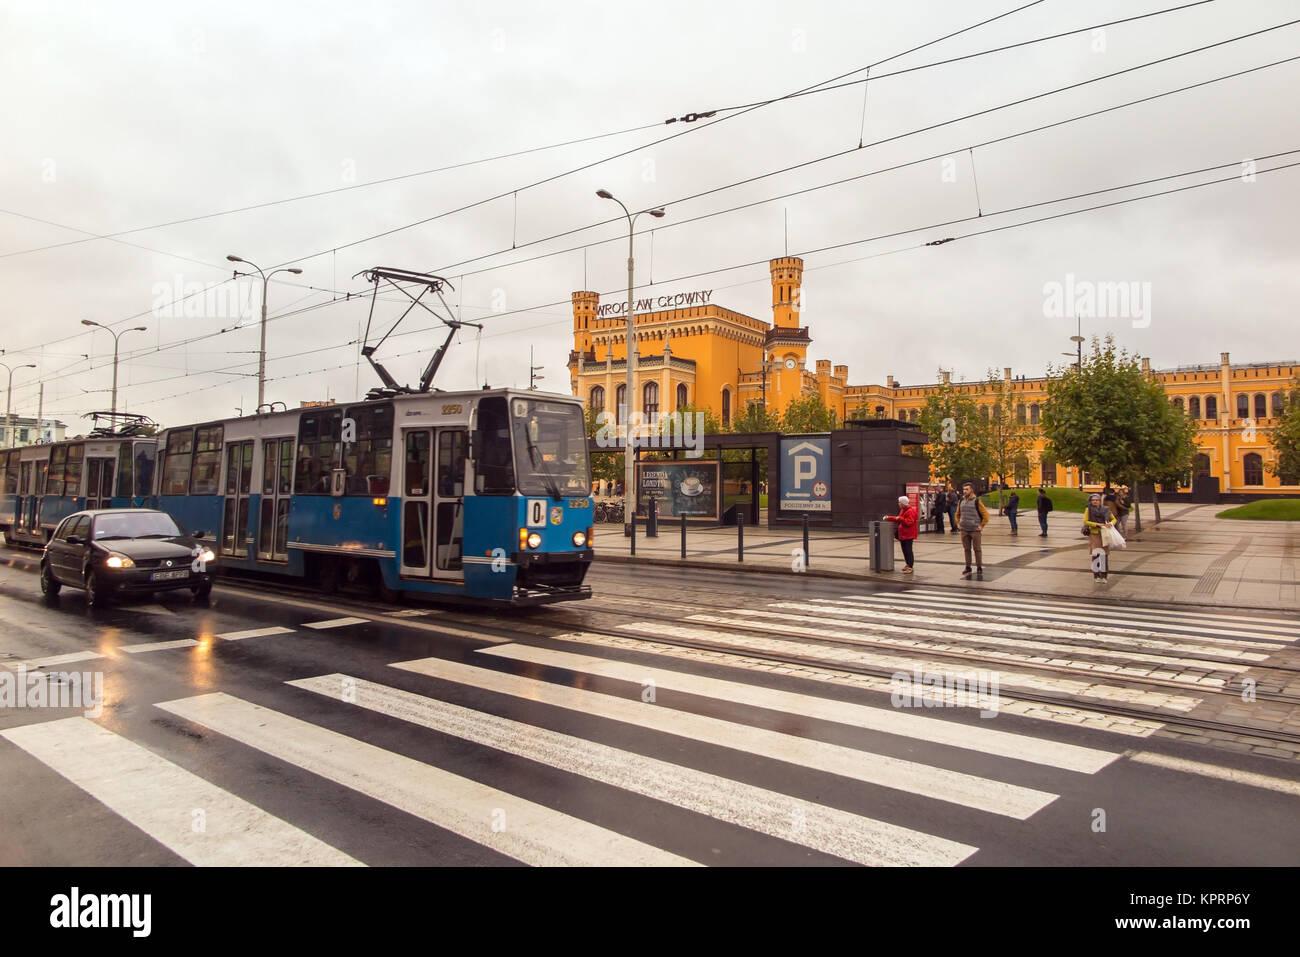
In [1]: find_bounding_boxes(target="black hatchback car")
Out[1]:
[41,509,215,606]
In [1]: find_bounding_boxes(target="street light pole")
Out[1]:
[597,190,665,538]
[1,361,37,448]
[226,255,304,409]
[82,320,147,431]
[1070,316,1085,368]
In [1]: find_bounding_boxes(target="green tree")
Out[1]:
[1266,380,1300,484]
[780,395,837,433]
[915,375,994,486]
[730,401,780,433]
[675,402,723,436]
[1040,337,1197,498]
[979,371,1034,507]
[584,403,622,486]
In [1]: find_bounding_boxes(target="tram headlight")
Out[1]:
[526,532,542,550]
[105,553,134,569]
[572,531,586,547]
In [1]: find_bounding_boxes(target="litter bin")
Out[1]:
[869,520,895,572]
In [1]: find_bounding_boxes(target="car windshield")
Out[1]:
[509,397,590,497]
[93,512,182,540]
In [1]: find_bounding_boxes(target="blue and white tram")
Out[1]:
[155,388,594,605]
[0,435,158,547]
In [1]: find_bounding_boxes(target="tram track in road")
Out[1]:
[3,548,1297,749]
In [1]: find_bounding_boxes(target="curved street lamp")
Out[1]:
[82,320,147,431]
[227,255,304,408]
[595,189,665,538]
[1,361,37,448]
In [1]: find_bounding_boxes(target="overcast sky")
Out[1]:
[2,0,1297,431]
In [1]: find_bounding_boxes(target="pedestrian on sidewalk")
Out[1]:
[1113,485,1132,538]
[1083,492,1118,584]
[884,494,918,574]
[1005,489,1020,535]
[931,490,944,533]
[946,484,960,534]
[1036,486,1053,536]
[957,482,988,579]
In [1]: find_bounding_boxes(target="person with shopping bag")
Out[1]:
[884,494,919,574]
[1082,492,1119,584]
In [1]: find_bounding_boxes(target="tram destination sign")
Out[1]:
[596,289,714,318]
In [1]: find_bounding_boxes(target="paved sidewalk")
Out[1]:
[594,504,1300,611]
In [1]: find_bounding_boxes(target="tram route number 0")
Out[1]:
[527,499,547,527]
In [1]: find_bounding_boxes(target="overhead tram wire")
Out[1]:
[16,41,1297,400]
[2,0,1058,367]
[100,149,1300,412]
[0,1,1192,364]
[0,121,671,261]
[422,36,1300,281]
[295,4,1281,313]
[267,0,1061,274]
[15,10,1282,397]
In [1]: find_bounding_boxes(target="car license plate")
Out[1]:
[150,569,189,582]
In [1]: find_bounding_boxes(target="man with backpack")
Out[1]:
[946,484,960,534]
[1005,489,1020,535]
[1036,486,1053,536]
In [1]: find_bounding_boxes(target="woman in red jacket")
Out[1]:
[885,494,919,574]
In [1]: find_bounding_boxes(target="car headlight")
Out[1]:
[199,549,216,564]
[572,531,586,547]
[526,532,542,549]
[105,553,134,569]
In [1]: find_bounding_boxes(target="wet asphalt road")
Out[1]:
[1,550,1297,867]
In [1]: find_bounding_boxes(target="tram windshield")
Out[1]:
[510,398,589,498]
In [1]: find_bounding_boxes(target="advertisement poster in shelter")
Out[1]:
[637,460,720,519]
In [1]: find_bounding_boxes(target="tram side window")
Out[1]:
[116,443,134,498]
[473,397,515,495]
[45,445,68,495]
[65,445,84,496]
[162,429,194,495]
[1,452,15,495]
[134,443,156,498]
[295,410,342,494]
[342,403,393,495]
[189,426,224,495]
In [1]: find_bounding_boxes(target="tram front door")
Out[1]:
[399,428,466,579]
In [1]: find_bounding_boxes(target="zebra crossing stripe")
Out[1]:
[476,642,1118,774]
[290,674,978,867]
[215,627,294,641]
[1128,751,1300,796]
[549,629,1167,737]
[736,606,1251,673]
[0,717,361,867]
[686,612,1227,691]
[389,656,1059,820]
[122,639,201,654]
[3,652,102,670]
[864,592,1297,642]
[799,599,1271,659]
[893,588,1300,629]
[155,692,690,867]
[302,618,368,630]
[624,619,1202,712]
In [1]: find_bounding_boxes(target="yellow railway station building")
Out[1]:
[568,256,1299,494]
